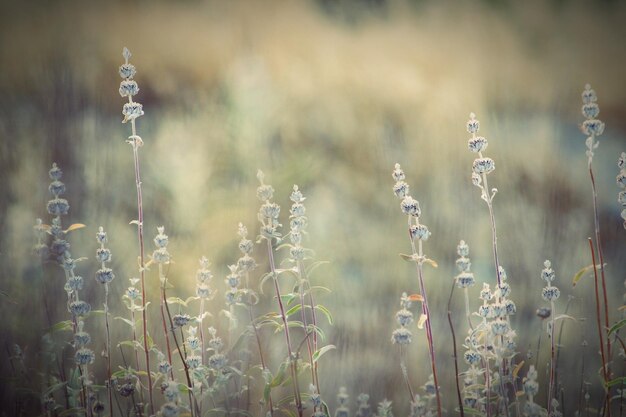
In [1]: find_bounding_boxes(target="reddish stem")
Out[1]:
[589,238,611,417]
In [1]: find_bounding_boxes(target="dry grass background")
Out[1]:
[1,0,625,415]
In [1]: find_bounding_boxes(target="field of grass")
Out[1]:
[1,1,625,416]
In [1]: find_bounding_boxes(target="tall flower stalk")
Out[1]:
[287,185,322,396]
[466,113,519,416]
[95,227,115,417]
[580,84,611,370]
[391,292,416,401]
[391,163,442,417]
[256,170,303,416]
[540,260,560,415]
[47,163,94,411]
[118,46,153,415]
[151,226,198,416]
[234,223,275,415]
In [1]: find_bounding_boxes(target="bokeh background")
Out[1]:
[1,0,626,415]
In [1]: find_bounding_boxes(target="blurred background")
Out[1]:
[1,0,625,415]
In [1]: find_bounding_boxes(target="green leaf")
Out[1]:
[167,297,188,307]
[51,320,73,333]
[553,314,576,322]
[43,381,67,397]
[463,407,487,416]
[315,304,333,325]
[305,260,330,276]
[306,285,332,294]
[263,383,271,404]
[114,317,138,328]
[285,304,303,318]
[609,318,626,336]
[259,272,274,295]
[270,361,289,388]
[280,293,297,307]
[606,376,626,388]
[312,345,336,363]
[572,264,604,287]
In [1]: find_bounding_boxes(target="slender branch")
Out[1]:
[408,217,442,417]
[129,128,154,416]
[447,281,465,417]
[266,239,303,417]
[589,238,611,417]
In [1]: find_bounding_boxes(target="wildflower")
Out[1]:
[238,238,253,254]
[392,163,405,181]
[468,136,488,153]
[356,393,371,417]
[393,181,410,198]
[118,382,135,397]
[523,365,539,397]
[536,307,551,319]
[456,272,475,288]
[400,196,420,217]
[256,170,275,201]
[582,119,605,136]
[455,257,471,272]
[47,198,70,216]
[464,350,481,365]
[95,267,115,284]
[504,299,517,315]
[396,309,414,327]
[69,300,91,317]
[409,224,430,241]
[122,102,144,123]
[466,113,480,134]
[119,64,137,80]
[74,330,91,347]
[48,180,66,196]
[480,283,492,301]
[542,286,560,302]
[391,327,412,345]
[119,80,139,97]
[158,360,171,375]
[154,226,169,248]
[172,314,191,328]
[95,247,111,263]
[209,353,227,370]
[67,275,84,291]
[376,399,393,417]
[75,348,95,365]
[581,84,597,103]
[472,157,495,175]
[126,286,140,300]
[310,384,322,407]
[335,392,350,417]
[186,355,201,369]
[196,285,212,299]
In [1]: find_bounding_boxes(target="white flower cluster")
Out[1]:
[581,84,605,164]
[119,47,144,124]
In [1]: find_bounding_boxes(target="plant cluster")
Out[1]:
[6,49,626,417]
